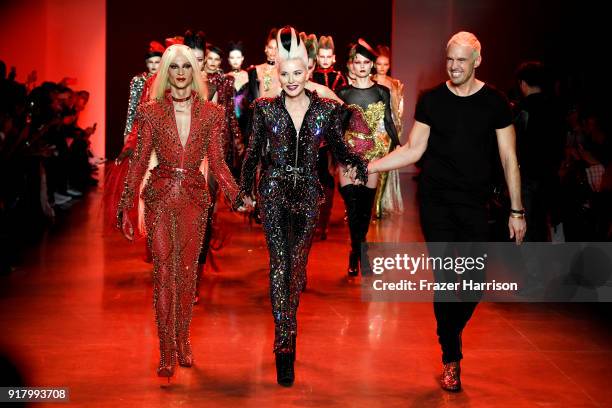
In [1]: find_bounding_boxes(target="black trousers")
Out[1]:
[261,193,319,352]
[419,191,488,364]
[522,178,550,242]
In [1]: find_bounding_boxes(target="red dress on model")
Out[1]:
[117,91,239,373]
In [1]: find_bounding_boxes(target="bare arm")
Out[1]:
[496,124,526,243]
[368,120,430,174]
[496,124,522,211]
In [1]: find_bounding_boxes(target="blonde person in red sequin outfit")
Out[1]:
[117,44,246,381]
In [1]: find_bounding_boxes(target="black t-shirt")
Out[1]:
[415,82,512,198]
[515,93,565,181]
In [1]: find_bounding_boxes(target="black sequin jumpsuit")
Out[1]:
[239,90,367,352]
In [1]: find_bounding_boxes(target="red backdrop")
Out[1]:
[0,0,106,157]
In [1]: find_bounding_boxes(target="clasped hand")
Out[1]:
[237,195,256,212]
[343,164,365,185]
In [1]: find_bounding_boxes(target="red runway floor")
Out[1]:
[1,172,611,407]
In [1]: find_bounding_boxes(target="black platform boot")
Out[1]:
[339,185,360,277]
[275,335,296,386]
[356,186,377,276]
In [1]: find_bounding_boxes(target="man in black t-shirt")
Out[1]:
[364,31,526,392]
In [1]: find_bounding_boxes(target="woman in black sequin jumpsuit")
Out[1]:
[239,26,367,387]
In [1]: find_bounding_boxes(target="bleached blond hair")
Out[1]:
[447,31,482,59]
[151,44,208,101]
[276,26,309,71]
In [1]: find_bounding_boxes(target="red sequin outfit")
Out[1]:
[312,67,347,92]
[117,92,239,368]
[103,73,155,234]
[207,72,242,171]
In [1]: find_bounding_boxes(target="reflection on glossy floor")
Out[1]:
[1,173,610,407]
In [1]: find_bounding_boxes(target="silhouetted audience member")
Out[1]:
[0,60,99,274]
[560,111,612,241]
[514,61,565,241]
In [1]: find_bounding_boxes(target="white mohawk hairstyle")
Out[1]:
[276,25,309,69]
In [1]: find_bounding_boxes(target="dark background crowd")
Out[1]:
[487,61,612,243]
[0,59,100,275]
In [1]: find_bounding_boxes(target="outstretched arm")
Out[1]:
[368,120,430,174]
[308,82,342,103]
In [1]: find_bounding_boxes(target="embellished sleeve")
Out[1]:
[117,105,153,226]
[222,76,243,161]
[123,75,146,139]
[326,103,368,184]
[207,105,240,206]
[389,79,404,136]
[239,100,266,197]
[115,122,138,164]
[396,80,404,123]
[380,85,400,148]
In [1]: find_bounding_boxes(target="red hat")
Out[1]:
[145,41,165,59]
[149,41,165,54]
[165,36,184,47]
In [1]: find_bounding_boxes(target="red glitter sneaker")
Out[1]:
[440,361,461,392]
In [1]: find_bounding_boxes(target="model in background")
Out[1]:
[205,43,243,172]
[226,41,250,145]
[372,45,404,218]
[312,35,346,92]
[239,26,366,387]
[300,32,341,241]
[182,30,207,86]
[104,41,164,242]
[337,39,400,277]
[203,44,223,100]
[247,28,280,99]
[123,42,165,144]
